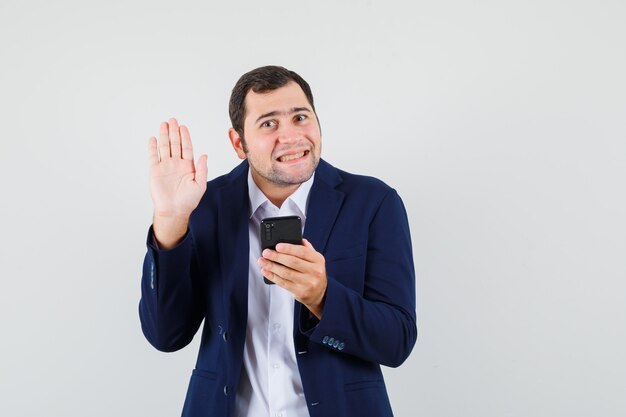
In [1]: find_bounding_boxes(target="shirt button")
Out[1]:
[273,323,281,331]
[276,413,283,417]
[273,363,280,369]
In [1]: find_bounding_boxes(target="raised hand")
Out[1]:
[148,118,208,249]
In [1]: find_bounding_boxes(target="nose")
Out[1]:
[277,123,299,144]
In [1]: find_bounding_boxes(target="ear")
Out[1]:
[228,128,247,159]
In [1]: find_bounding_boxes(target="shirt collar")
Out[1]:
[247,168,315,219]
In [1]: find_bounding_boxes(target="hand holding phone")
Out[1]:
[260,216,302,284]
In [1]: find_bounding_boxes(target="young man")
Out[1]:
[140,66,417,417]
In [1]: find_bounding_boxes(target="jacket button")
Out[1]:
[223,331,228,342]
[322,336,329,344]
[328,337,334,345]
[338,342,345,350]
[333,340,340,348]
[223,385,229,396]
[150,263,155,289]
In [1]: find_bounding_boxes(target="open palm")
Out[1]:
[149,118,208,220]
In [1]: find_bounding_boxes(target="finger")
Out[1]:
[260,265,299,292]
[261,268,287,288]
[180,125,194,161]
[168,118,182,159]
[195,154,208,185]
[259,257,297,283]
[148,137,159,166]
[158,121,170,160]
[275,242,320,262]
[262,249,306,272]
[259,258,280,284]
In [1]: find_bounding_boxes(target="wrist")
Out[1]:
[152,214,189,250]
[307,290,327,320]
[153,208,192,221]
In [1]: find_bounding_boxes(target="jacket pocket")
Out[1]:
[182,369,219,417]
[325,243,365,263]
[344,378,384,392]
[191,368,217,380]
[326,251,367,293]
[342,379,393,417]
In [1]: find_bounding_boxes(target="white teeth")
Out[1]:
[279,151,305,162]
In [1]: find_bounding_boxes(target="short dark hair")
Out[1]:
[229,66,316,143]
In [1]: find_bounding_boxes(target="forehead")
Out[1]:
[244,82,310,120]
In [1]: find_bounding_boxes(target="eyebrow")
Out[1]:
[255,107,312,123]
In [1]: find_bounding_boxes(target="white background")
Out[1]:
[1,1,625,416]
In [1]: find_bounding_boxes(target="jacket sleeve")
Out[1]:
[302,189,417,367]
[138,226,206,352]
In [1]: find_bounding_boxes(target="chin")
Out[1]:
[270,165,316,186]
[273,172,314,186]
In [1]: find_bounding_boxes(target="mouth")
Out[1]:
[277,150,309,163]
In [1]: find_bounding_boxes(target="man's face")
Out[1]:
[233,81,321,190]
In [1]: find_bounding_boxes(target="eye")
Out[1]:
[260,120,276,128]
[294,114,307,122]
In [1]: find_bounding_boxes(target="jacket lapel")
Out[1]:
[303,159,345,255]
[295,159,344,350]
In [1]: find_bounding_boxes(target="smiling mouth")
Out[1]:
[278,150,309,162]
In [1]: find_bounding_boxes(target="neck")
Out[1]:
[252,172,300,208]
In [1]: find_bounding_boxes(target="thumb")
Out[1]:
[195,154,208,184]
[302,238,314,249]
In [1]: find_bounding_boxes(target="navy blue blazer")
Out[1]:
[139,159,417,417]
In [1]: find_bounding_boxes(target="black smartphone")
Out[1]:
[260,215,302,285]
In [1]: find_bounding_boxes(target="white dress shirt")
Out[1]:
[234,170,315,417]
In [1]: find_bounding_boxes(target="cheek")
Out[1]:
[248,137,277,158]
[305,125,321,142]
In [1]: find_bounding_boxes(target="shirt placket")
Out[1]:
[262,204,285,417]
